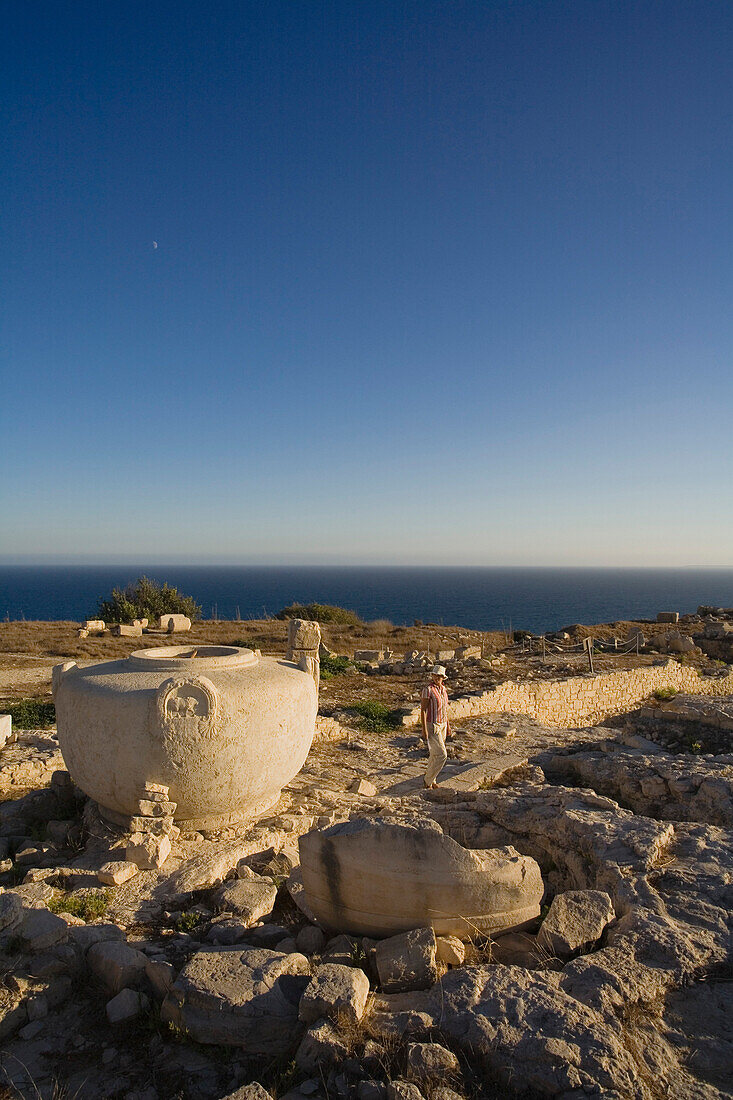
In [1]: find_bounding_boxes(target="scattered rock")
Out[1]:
[375,927,437,993]
[106,988,150,1025]
[295,924,326,955]
[126,832,171,870]
[162,947,310,1053]
[20,909,69,952]
[215,878,278,925]
[98,860,139,886]
[406,1041,460,1080]
[350,778,378,796]
[537,890,616,959]
[435,936,465,967]
[299,963,370,1024]
[88,941,148,994]
[221,1085,274,1100]
[295,1017,350,1072]
[386,1082,424,1100]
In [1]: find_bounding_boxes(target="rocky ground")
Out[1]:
[0,692,731,1100]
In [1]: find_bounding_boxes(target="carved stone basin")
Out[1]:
[53,646,317,830]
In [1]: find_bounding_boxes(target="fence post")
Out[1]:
[542,635,546,662]
[584,636,594,674]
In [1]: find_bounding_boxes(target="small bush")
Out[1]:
[48,890,110,922]
[7,698,56,729]
[275,603,363,625]
[653,687,678,701]
[320,654,352,679]
[96,575,201,625]
[351,700,402,733]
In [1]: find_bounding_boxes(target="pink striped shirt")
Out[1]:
[421,682,449,724]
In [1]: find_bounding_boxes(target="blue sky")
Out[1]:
[2,1,732,565]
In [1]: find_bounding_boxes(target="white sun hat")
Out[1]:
[431,664,447,677]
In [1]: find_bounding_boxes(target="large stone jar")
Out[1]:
[53,646,317,829]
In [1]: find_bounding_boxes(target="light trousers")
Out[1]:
[425,720,448,786]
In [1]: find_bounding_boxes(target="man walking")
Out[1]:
[421,664,451,788]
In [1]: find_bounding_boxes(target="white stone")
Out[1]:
[161,947,311,1053]
[349,778,378,796]
[299,818,543,939]
[537,890,616,959]
[126,832,171,870]
[215,878,278,925]
[20,909,69,952]
[287,618,321,656]
[0,714,16,750]
[98,861,139,886]
[106,988,149,1024]
[88,940,148,994]
[160,614,191,632]
[375,927,437,993]
[53,646,317,830]
[84,620,106,632]
[110,623,142,637]
[135,799,177,817]
[299,963,370,1024]
[435,936,465,966]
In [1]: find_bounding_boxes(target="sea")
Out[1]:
[2,566,733,634]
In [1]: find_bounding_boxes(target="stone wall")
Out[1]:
[442,661,733,729]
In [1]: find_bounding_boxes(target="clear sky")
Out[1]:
[2,1,732,566]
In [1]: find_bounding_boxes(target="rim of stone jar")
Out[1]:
[128,645,258,670]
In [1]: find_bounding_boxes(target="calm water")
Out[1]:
[2,566,733,633]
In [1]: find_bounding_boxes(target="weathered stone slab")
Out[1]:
[88,940,148,994]
[215,878,278,925]
[299,818,543,938]
[537,890,615,959]
[287,619,321,653]
[110,624,142,637]
[161,947,311,1052]
[375,927,437,992]
[299,962,370,1024]
[0,714,16,750]
[98,861,139,886]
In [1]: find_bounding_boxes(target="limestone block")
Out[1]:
[84,620,106,632]
[406,1042,460,1080]
[132,618,148,628]
[68,923,125,953]
[299,818,544,939]
[387,1081,424,1100]
[287,618,321,655]
[298,653,320,694]
[349,778,377,796]
[435,936,465,966]
[454,645,481,660]
[295,1018,350,1072]
[537,890,615,959]
[354,650,383,662]
[0,714,16,749]
[222,1085,273,1100]
[77,628,89,639]
[161,947,311,1052]
[299,962,370,1024]
[215,878,278,925]
[98,861,139,886]
[88,941,148,994]
[142,783,170,799]
[0,893,22,933]
[125,814,174,833]
[657,611,680,623]
[106,988,149,1025]
[20,910,69,952]
[160,614,191,632]
[375,927,437,992]
[295,924,326,955]
[145,958,176,999]
[126,832,171,870]
[136,799,177,817]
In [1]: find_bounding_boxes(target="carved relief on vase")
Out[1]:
[156,676,218,749]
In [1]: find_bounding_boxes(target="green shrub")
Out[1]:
[320,654,352,679]
[96,575,201,625]
[653,687,678,701]
[351,700,402,733]
[48,890,110,921]
[275,603,363,625]
[7,699,56,728]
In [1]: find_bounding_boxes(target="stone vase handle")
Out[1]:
[52,661,78,699]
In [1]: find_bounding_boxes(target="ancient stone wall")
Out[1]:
[444,661,733,728]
